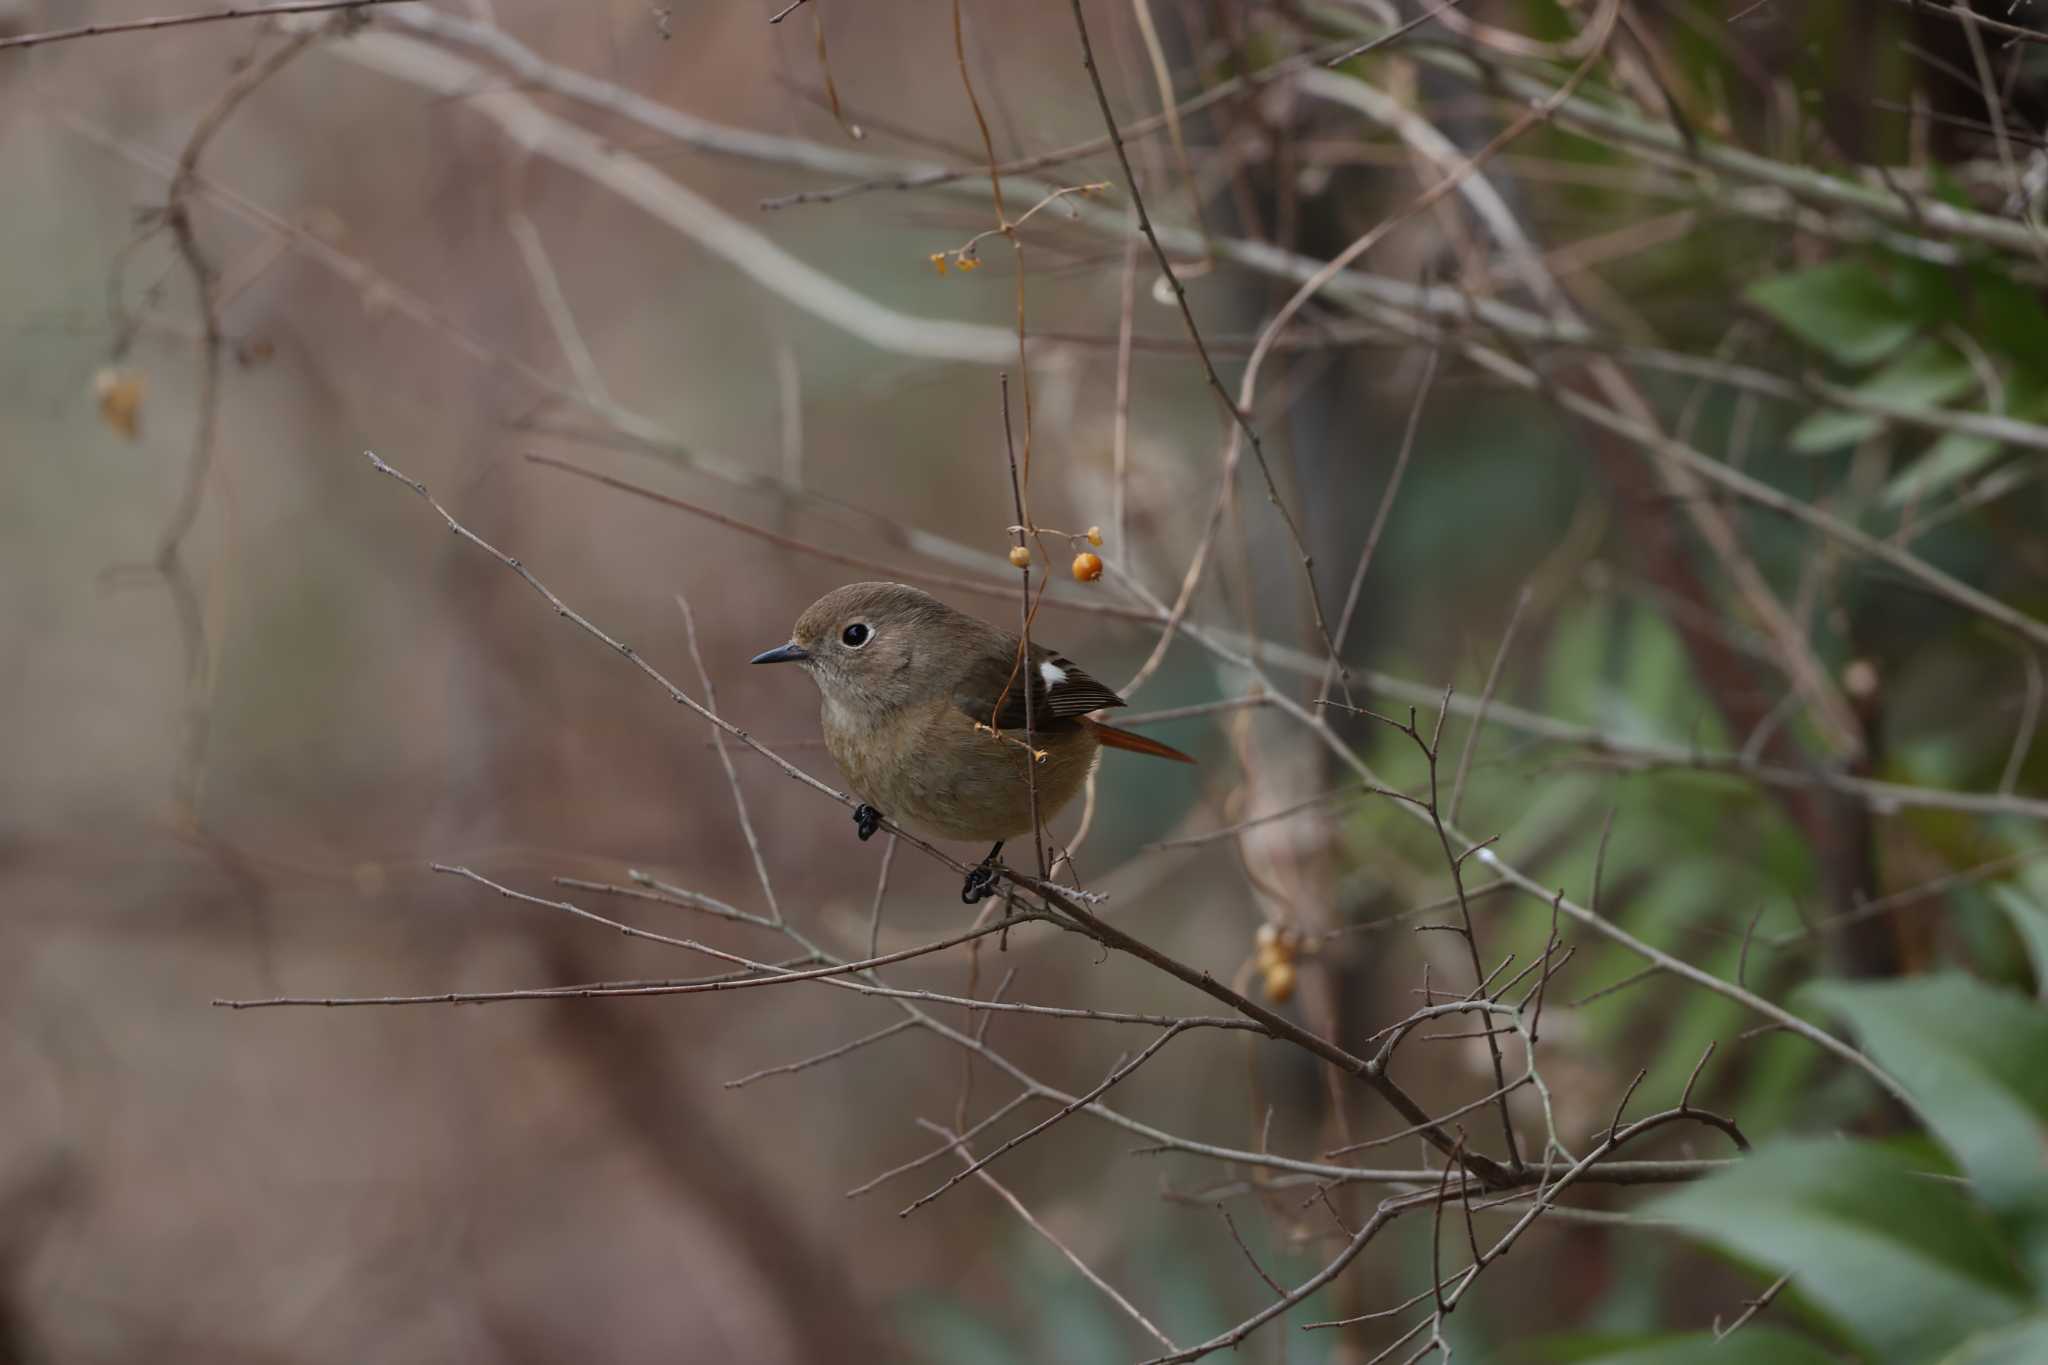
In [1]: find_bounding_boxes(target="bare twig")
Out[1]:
[1713,1273,1792,1340]
[1321,346,1439,708]
[0,0,405,52]
[1447,587,1531,825]
[724,1019,919,1089]
[901,1025,1191,1217]
[1001,374,1048,879]
[676,592,783,925]
[359,451,977,875]
[2001,646,2045,797]
[1218,1205,1287,1299]
[1068,0,1348,689]
[921,1120,1180,1353]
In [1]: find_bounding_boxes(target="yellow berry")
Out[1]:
[929,253,948,275]
[1264,961,1297,1004]
[1071,551,1103,582]
[1008,545,1032,569]
[1086,526,1103,547]
[94,368,147,440]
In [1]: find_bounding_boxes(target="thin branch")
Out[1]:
[0,0,405,52]
[1218,1206,1287,1299]
[2001,646,2045,797]
[1714,1273,1792,1341]
[1448,587,1531,825]
[1357,302,2048,658]
[724,1019,919,1089]
[558,875,774,929]
[676,592,783,924]
[507,212,612,410]
[316,23,1016,363]
[524,455,1155,625]
[217,863,1032,1007]
[847,1093,1033,1198]
[359,450,977,875]
[901,1025,1191,1217]
[1321,345,1439,707]
[1001,374,1048,879]
[921,1120,1181,1354]
[1137,572,1922,1114]
[208,960,822,1010]
[1067,0,1348,689]
[144,26,322,813]
[757,13,1460,210]
[1147,785,1386,851]
[1141,1200,1402,1363]
[867,833,898,962]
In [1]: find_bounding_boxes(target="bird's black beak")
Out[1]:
[749,642,809,665]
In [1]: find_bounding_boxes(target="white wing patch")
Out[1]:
[1039,660,1069,688]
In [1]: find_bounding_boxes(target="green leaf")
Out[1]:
[1792,340,1979,454]
[1747,259,1920,366]
[1873,338,1976,398]
[1655,1139,2028,1361]
[1943,1315,2048,1364]
[1805,975,2048,1214]
[1993,885,2048,1000]
[1968,265,2048,365]
[1883,431,2005,508]
[1790,406,1879,454]
[1892,256,1966,329]
[1552,1327,1838,1363]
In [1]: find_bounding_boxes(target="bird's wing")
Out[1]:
[953,643,1126,732]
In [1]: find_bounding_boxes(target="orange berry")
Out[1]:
[1264,961,1297,1004]
[1072,551,1103,582]
[94,368,147,440]
[1008,545,1032,569]
[1086,526,1103,546]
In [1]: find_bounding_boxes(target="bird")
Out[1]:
[750,581,1193,903]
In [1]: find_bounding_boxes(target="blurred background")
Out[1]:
[4,1,2047,1361]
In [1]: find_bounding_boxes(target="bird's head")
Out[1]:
[750,581,957,712]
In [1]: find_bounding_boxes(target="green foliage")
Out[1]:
[1992,884,2048,998]
[1943,1317,2048,1364]
[1531,1326,1840,1363]
[1746,259,1922,366]
[1805,976,2048,1220]
[1790,339,1976,454]
[1605,977,2048,1363]
[1966,268,2048,361]
[1882,430,2004,508]
[1655,1140,2029,1361]
[1746,251,2048,519]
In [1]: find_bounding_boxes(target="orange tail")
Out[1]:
[1084,718,1197,764]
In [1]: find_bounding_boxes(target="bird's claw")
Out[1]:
[961,855,1003,905]
[853,804,882,841]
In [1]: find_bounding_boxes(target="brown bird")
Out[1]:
[751,582,1193,902]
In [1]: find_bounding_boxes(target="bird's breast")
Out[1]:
[819,695,1097,843]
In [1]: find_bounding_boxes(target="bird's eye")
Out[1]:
[841,622,872,648]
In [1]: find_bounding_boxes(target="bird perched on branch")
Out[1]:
[751,582,1193,903]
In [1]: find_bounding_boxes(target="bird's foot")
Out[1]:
[961,844,1005,905]
[852,804,882,841]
